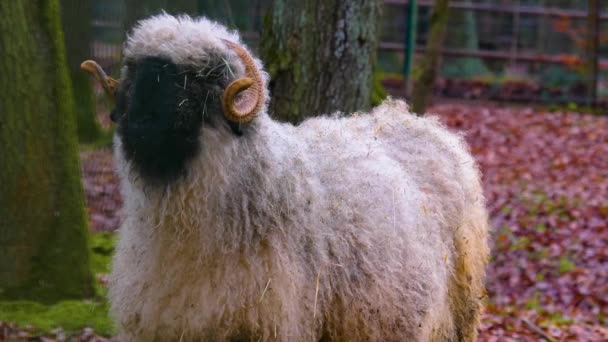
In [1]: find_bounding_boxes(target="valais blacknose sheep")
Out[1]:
[83,14,489,342]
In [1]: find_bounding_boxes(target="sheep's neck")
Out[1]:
[140,129,299,257]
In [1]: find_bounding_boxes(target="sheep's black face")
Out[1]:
[112,57,237,184]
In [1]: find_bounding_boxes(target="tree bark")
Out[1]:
[61,0,101,142]
[0,0,94,302]
[165,0,199,16]
[124,0,168,34]
[124,0,199,34]
[260,0,381,124]
[443,0,488,78]
[411,0,450,115]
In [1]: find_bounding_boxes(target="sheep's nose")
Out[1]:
[117,57,202,184]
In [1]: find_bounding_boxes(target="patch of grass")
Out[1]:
[90,232,116,276]
[545,312,574,326]
[546,102,605,116]
[534,223,547,233]
[558,256,576,274]
[531,247,550,261]
[371,71,389,106]
[79,129,114,151]
[0,232,117,336]
[0,300,113,336]
[531,192,549,204]
[513,236,531,251]
[90,232,116,297]
[525,294,541,311]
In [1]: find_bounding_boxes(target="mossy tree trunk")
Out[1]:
[260,0,381,124]
[411,0,450,115]
[61,0,101,142]
[0,0,94,302]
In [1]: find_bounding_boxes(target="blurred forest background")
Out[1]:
[83,0,608,107]
[0,0,607,341]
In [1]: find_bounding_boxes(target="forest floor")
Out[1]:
[2,102,607,341]
[432,102,608,341]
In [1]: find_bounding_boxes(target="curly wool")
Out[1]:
[110,14,489,342]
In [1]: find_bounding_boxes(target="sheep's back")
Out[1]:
[287,103,463,339]
[291,99,488,340]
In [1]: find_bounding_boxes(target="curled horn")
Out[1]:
[221,39,264,124]
[80,60,119,99]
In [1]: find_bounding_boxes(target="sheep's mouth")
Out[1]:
[115,57,204,184]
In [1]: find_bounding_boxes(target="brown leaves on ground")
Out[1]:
[80,149,121,232]
[432,103,608,341]
[74,102,608,340]
[0,323,116,342]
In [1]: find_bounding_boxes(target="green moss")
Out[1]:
[89,232,116,298]
[535,223,547,233]
[0,0,94,303]
[0,232,116,336]
[513,236,531,251]
[371,71,388,106]
[500,206,512,215]
[558,256,576,274]
[531,247,549,261]
[525,293,541,310]
[260,12,293,78]
[0,300,113,336]
[73,76,103,143]
[546,312,574,326]
[79,129,115,151]
[90,232,116,276]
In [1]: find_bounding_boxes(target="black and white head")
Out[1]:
[82,14,268,184]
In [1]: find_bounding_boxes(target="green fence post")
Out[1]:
[587,0,600,108]
[403,0,418,97]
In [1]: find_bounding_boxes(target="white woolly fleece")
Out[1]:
[110,14,489,342]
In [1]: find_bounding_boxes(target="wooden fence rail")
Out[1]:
[385,0,608,20]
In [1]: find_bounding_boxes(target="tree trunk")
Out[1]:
[260,0,381,124]
[411,0,450,115]
[165,0,199,15]
[124,0,167,34]
[0,0,94,302]
[124,0,199,34]
[443,0,488,78]
[61,0,101,142]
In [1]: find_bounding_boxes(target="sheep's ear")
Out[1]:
[81,60,119,100]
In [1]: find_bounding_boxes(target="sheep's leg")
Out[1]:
[229,333,258,342]
[447,203,490,342]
